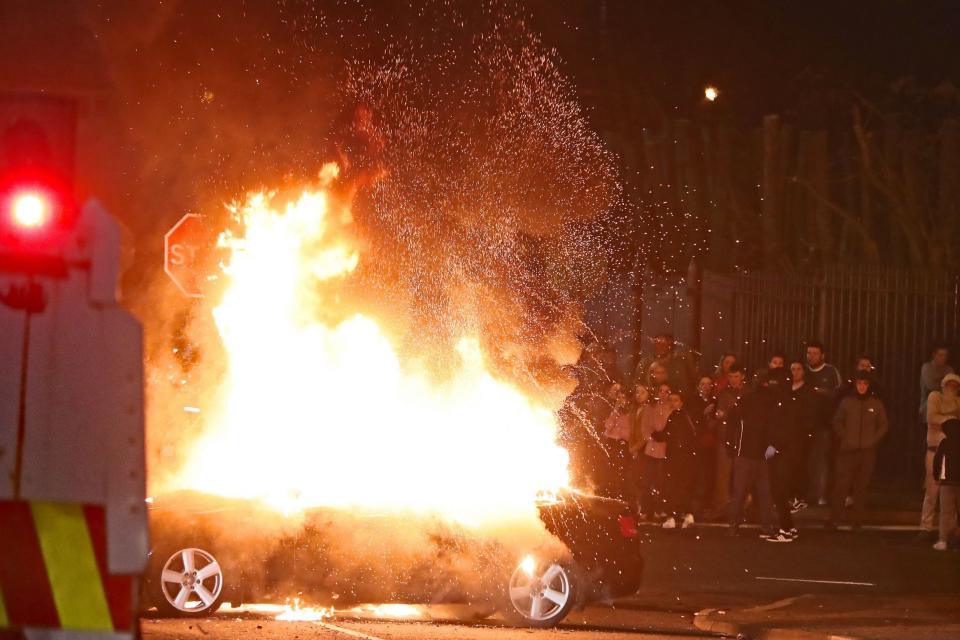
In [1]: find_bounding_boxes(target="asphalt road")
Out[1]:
[635,523,958,608]
[140,525,957,639]
[141,614,713,640]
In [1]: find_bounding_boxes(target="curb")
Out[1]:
[693,605,861,640]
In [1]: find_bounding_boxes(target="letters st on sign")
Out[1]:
[164,214,215,298]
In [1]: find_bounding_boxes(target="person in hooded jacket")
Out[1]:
[762,367,800,541]
[932,418,960,551]
[924,373,960,538]
[826,372,888,531]
[725,376,777,537]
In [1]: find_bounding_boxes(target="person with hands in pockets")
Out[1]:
[825,372,888,532]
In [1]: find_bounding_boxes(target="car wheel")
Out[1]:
[156,547,225,617]
[505,557,578,628]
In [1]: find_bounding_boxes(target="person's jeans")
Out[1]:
[939,484,959,544]
[830,448,876,525]
[641,456,666,515]
[713,446,733,512]
[727,457,775,530]
[808,430,832,503]
[769,453,797,531]
[921,446,940,531]
[694,446,717,513]
[792,432,814,501]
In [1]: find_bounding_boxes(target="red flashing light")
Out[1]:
[11,190,53,230]
[0,175,74,276]
[0,169,72,239]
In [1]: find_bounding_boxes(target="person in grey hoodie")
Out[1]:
[921,371,960,538]
[920,345,954,536]
[826,372,888,531]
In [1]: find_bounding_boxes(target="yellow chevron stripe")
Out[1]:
[0,582,8,627]
[30,502,113,631]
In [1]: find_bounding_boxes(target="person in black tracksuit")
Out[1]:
[764,368,802,540]
[726,381,777,536]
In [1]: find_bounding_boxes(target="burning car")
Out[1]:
[141,489,641,628]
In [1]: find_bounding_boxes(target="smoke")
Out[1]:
[76,0,627,606]
[150,492,567,609]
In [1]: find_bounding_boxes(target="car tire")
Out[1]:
[503,558,579,628]
[155,547,226,618]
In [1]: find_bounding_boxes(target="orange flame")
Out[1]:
[172,164,570,524]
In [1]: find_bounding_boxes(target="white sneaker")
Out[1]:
[662,517,677,529]
[817,498,828,507]
[681,513,695,529]
[933,540,948,551]
[765,529,795,543]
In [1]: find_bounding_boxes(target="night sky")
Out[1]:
[1,0,958,255]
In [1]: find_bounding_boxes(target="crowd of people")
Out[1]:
[563,336,959,549]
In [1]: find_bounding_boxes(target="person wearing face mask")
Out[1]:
[825,372,888,532]
[922,373,960,539]
[763,368,801,542]
[724,372,777,538]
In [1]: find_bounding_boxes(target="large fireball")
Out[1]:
[173,165,570,524]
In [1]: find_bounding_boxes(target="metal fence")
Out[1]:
[695,266,960,486]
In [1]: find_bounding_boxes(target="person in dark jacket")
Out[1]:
[805,341,843,506]
[725,378,777,537]
[826,372,888,531]
[763,367,800,541]
[654,391,698,529]
[932,418,960,550]
[686,376,718,515]
[710,365,749,518]
[786,360,817,513]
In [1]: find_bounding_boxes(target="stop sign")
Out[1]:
[164,214,211,298]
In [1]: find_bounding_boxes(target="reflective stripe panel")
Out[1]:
[0,501,59,628]
[30,502,113,631]
[83,505,135,631]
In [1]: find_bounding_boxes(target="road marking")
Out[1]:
[755,576,876,586]
[312,620,387,640]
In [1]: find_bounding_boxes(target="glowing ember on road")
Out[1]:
[348,604,423,618]
[171,164,570,523]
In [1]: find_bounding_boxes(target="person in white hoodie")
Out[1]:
[923,373,960,539]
